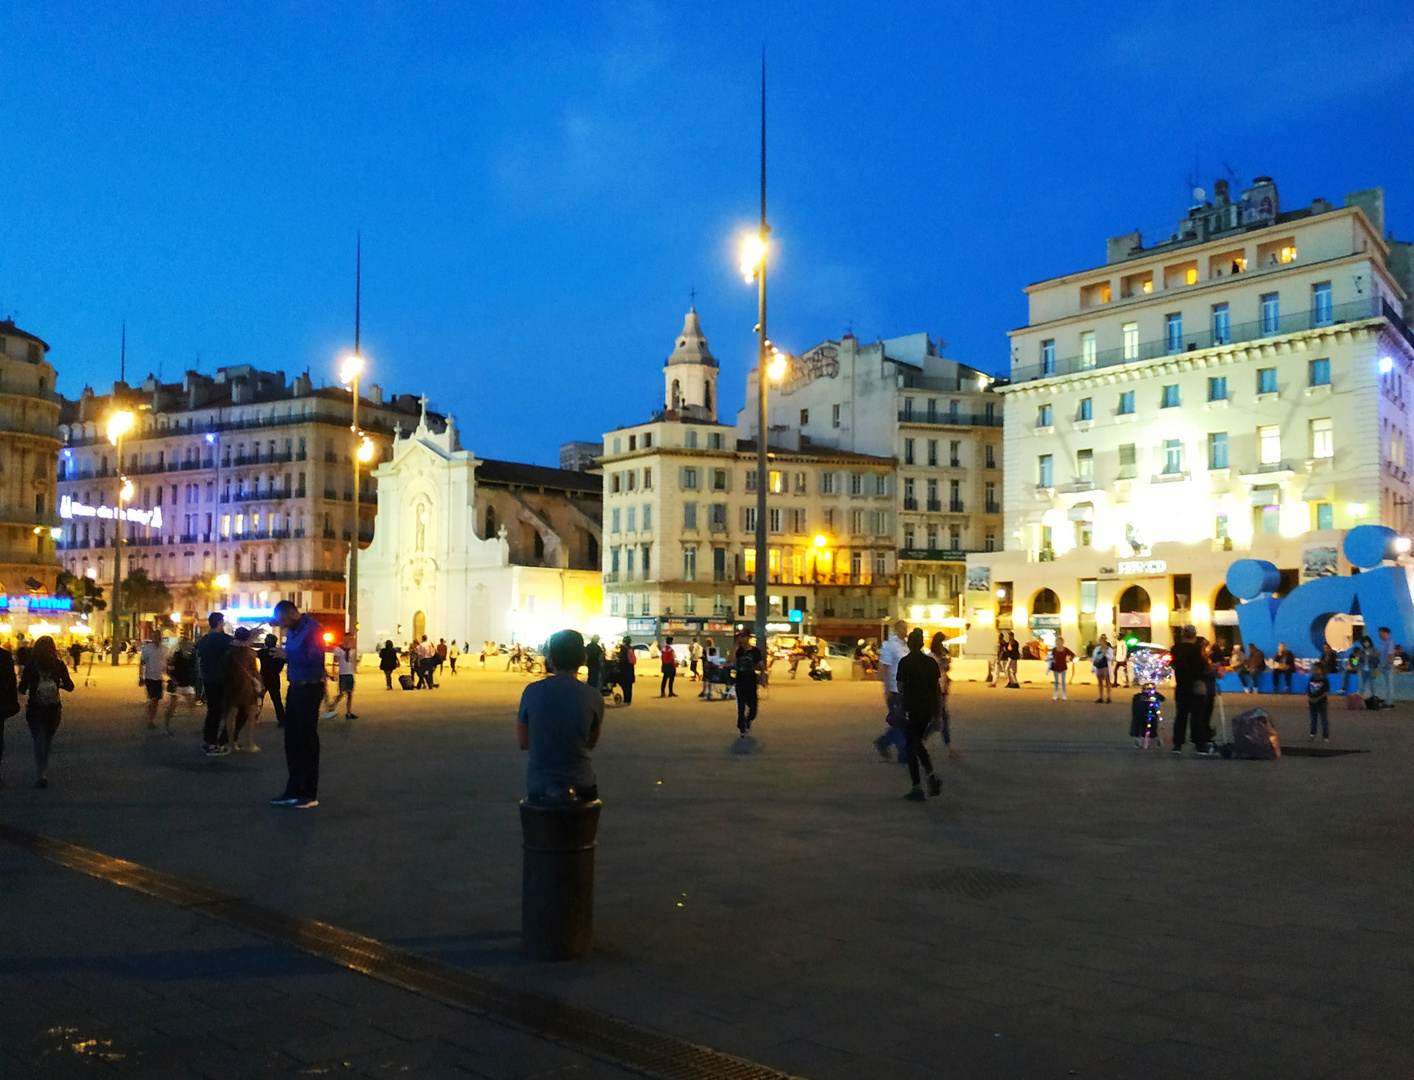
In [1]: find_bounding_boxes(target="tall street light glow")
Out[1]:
[107,408,135,666]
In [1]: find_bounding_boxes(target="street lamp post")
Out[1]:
[741,55,771,653]
[106,410,134,666]
[339,354,365,642]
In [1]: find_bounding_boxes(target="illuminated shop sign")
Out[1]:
[1117,559,1166,576]
[0,595,74,612]
[59,495,163,529]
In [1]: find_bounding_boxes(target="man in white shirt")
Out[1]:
[138,628,170,731]
[873,620,909,762]
[324,634,358,720]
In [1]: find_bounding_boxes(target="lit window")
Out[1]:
[1311,418,1333,459]
[1080,331,1096,369]
[1185,267,1198,285]
[1041,340,1056,375]
[1122,323,1139,361]
[1258,425,1282,465]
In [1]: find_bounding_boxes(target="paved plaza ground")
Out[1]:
[1,660,1412,1079]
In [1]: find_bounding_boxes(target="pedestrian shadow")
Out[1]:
[729,735,760,755]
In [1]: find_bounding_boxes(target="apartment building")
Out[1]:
[0,321,63,604]
[965,177,1414,654]
[600,309,898,643]
[56,366,428,623]
[740,331,1004,634]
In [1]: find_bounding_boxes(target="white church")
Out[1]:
[356,403,604,654]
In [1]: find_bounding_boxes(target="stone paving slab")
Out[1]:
[3,664,1414,1077]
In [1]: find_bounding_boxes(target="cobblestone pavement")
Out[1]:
[2,662,1412,1079]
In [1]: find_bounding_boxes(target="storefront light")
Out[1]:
[1060,605,1077,624]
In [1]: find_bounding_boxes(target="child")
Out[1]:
[1308,661,1330,741]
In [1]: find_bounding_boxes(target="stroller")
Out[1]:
[701,658,734,701]
[598,670,625,706]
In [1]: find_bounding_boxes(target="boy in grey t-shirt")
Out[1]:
[517,630,605,800]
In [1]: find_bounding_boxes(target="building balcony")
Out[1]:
[984,501,1001,514]
[238,569,345,583]
[948,500,965,513]
[179,533,199,544]
[898,409,1003,428]
[1014,296,1391,382]
[926,499,942,512]
[903,497,919,511]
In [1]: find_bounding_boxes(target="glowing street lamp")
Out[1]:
[107,408,135,666]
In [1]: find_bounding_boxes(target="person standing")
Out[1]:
[616,637,636,705]
[138,628,169,731]
[1376,627,1396,706]
[68,640,84,672]
[659,636,678,698]
[689,638,703,682]
[1048,636,1075,701]
[226,628,262,752]
[1307,661,1330,741]
[927,631,953,751]
[517,630,604,802]
[448,641,460,675]
[196,613,233,756]
[895,628,944,801]
[874,620,909,761]
[18,636,74,788]
[378,640,399,690]
[1114,635,1130,688]
[1356,635,1379,700]
[1170,625,1210,755]
[435,638,448,679]
[729,629,764,736]
[163,639,197,733]
[257,634,286,726]
[272,600,324,809]
[1004,631,1021,688]
[585,635,604,692]
[1271,643,1296,694]
[1244,643,1267,694]
[1091,635,1114,703]
[325,634,358,720]
[0,643,18,788]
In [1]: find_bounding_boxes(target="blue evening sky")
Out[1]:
[4,2,1412,465]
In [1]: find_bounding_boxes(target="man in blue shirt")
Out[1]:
[271,600,327,808]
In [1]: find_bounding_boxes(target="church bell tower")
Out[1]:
[663,307,718,423]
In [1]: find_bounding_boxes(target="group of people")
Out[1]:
[379,636,458,690]
[0,635,76,788]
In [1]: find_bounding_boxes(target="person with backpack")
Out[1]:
[659,636,678,698]
[18,636,74,788]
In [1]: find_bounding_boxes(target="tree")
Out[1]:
[120,568,173,617]
[55,569,106,616]
[184,571,220,614]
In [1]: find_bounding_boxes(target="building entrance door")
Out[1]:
[413,609,426,642]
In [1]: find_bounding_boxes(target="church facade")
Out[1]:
[356,407,602,653]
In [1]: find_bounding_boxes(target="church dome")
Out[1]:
[666,308,717,368]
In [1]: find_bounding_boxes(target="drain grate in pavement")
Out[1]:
[897,867,1043,900]
[0,822,804,1080]
[1278,746,1370,758]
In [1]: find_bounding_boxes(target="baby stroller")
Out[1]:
[599,670,625,706]
[701,658,734,701]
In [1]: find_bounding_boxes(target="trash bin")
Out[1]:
[520,797,602,961]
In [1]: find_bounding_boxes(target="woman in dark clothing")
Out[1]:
[0,645,19,787]
[617,638,636,705]
[379,640,399,689]
[18,636,74,788]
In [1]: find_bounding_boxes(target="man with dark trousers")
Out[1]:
[257,633,286,727]
[1169,624,1210,755]
[195,612,232,756]
[271,600,325,809]
[895,628,943,801]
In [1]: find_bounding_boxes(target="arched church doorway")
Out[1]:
[1117,585,1152,643]
[413,609,426,642]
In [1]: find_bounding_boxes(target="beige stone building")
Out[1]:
[0,321,62,600]
[966,178,1414,654]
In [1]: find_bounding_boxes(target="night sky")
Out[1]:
[5,2,1413,464]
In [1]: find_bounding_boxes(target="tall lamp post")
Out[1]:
[338,353,368,641]
[106,410,135,665]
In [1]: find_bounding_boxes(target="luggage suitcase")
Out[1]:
[1230,708,1281,760]
[1345,693,1366,710]
[398,674,415,690]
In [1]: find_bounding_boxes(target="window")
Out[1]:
[820,471,836,495]
[1162,439,1183,475]
[1212,303,1230,345]
[1312,282,1333,327]
[768,508,782,533]
[627,471,637,491]
[1161,384,1180,408]
[949,525,961,550]
[1258,424,1281,465]
[745,470,757,493]
[985,531,996,552]
[1078,397,1092,421]
[1259,501,1281,535]
[1119,390,1135,415]
[902,398,915,420]
[628,435,636,451]
[625,546,636,574]
[1316,502,1333,530]
[904,438,915,465]
[800,408,809,425]
[850,509,864,534]
[1118,443,1136,477]
[926,523,938,549]
[743,506,757,533]
[611,546,621,574]
[1309,358,1330,387]
[710,468,728,492]
[681,466,699,490]
[642,434,652,449]
[1038,454,1053,488]
[1077,449,1093,483]
[873,474,888,497]
[683,502,698,529]
[904,477,916,509]
[1041,339,1056,375]
[708,432,723,450]
[642,503,652,530]
[685,430,698,449]
[1208,432,1229,470]
[1208,376,1227,402]
[985,481,997,511]
[1080,331,1096,369]
[713,547,726,581]
[769,470,785,494]
[927,440,937,467]
[985,445,996,469]
[626,507,636,532]
[1037,404,1052,427]
[1216,515,1229,540]
[708,503,727,530]
[1258,368,1277,395]
[831,404,841,428]
[791,507,806,533]
[1122,322,1139,361]
[1261,293,1280,335]
[643,468,652,489]
[1165,313,1183,353]
[948,479,960,508]
[794,471,807,494]
[850,473,863,496]
[1311,418,1333,459]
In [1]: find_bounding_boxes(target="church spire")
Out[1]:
[664,307,718,422]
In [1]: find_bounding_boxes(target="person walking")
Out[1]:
[517,630,604,802]
[163,639,197,733]
[1091,635,1114,703]
[378,640,399,690]
[1271,643,1296,694]
[1048,636,1075,701]
[689,638,703,682]
[927,631,953,752]
[873,620,909,761]
[1170,625,1210,755]
[227,627,262,752]
[659,636,678,697]
[271,600,324,809]
[325,634,358,720]
[18,636,74,788]
[138,628,169,731]
[895,628,944,801]
[585,635,604,692]
[68,640,84,671]
[435,638,448,679]
[1004,631,1021,688]
[448,641,460,675]
[196,613,233,756]
[1308,661,1330,741]
[257,634,286,726]
[616,637,636,705]
[0,642,18,788]
[729,629,764,736]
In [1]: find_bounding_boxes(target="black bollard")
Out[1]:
[520,797,602,961]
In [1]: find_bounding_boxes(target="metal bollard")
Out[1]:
[520,797,602,961]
